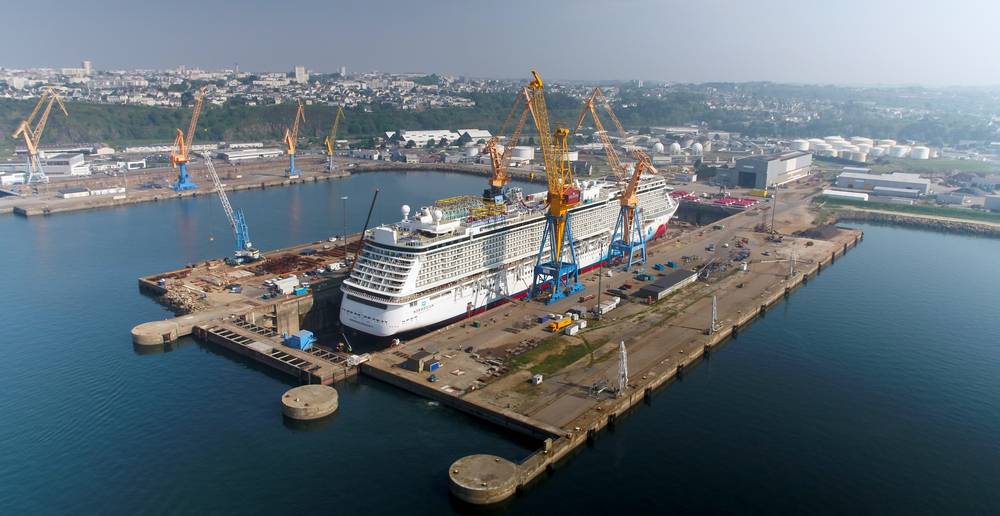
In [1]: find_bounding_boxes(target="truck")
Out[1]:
[547,318,574,332]
[653,263,666,271]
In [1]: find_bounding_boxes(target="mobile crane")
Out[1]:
[204,156,259,264]
[170,88,205,191]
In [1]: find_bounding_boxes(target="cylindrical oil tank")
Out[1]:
[668,142,682,155]
[869,146,886,158]
[512,146,535,160]
[691,142,704,155]
[877,139,897,147]
[910,146,930,160]
[888,145,910,158]
[850,136,874,146]
[790,139,809,151]
[653,142,665,154]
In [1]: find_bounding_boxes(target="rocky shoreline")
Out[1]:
[834,209,1000,238]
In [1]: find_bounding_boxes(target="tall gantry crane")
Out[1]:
[324,106,345,172]
[608,153,656,270]
[204,156,259,264]
[574,87,628,183]
[284,100,306,178]
[483,88,531,201]
[170,87,205,191]
[526,70,585,303]
[11,88,68,185]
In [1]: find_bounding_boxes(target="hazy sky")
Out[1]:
[3,0,999,86]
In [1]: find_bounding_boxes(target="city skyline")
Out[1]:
[3,0,1000,86]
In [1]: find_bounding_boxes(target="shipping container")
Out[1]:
[548,318,573,332]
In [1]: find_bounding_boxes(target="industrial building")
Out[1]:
[936,192,968,205]
[44,153,91,176]
[218,148,284,162]
[835,172,930,195]
[635,269,698,302]
[985,195,1000,212]
[458,129,492,142]
[389,130,462,147]
[721,151,812,188]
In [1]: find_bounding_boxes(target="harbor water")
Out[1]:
[0,171,998,514]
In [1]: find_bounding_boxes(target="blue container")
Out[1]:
[283,330,315,350]
[428,361,441,372]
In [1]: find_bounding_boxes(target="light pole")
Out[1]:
[341,195,349,261]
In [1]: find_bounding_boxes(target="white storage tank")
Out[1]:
[814,142,834,152]
[691,142,704,155]
[807,138,826,150]
[856,143,872,154]
[850,136,874,146]
[511,146,535,160]
[877,139,897,147]
[790,139,810,151]
[888,145,910,158]
[868,146,886,158]
[465,146,480,157]
[668,142,682,155]
[818,149,838,157]
[824,135,845,144]
[652,142,665,154]
[909,146,930,160]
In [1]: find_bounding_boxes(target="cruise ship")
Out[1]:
[339,175,678,337]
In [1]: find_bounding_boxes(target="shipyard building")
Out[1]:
[835,172,930,195]
[719,151,812,188]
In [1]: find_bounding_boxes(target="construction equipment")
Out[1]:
[170,88,205,191]
[324,106,345,172]
[607,154,657,270]
[204,156,260,264]
[483,89,531,201]
[11,88,69,185]
[525,70,585,304]
[573,87,629,183]
[283,100,306,178]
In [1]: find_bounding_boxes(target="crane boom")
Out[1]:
[324,106,345,172]
[484,88,531,197]
[574,87,628,183]
[204,156,258,262]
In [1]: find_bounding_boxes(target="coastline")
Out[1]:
[833,208,1000,238]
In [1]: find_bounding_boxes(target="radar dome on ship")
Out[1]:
[401,204,411,219]
[433,209,444,222]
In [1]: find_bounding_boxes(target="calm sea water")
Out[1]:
[1,173,998,514]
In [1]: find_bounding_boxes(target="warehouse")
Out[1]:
[724,151,812,188]
[635,269,698,302]
[219,148,284,162]
[45,153,91,176]
[835,172,930,195]
[985,195,1000,212]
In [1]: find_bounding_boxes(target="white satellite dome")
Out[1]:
[401,204,411,220]
[432,209,444,222]
[668,142,682,155]
[691,142,704,155]
[653,142,665,154]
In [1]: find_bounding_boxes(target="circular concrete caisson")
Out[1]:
[281,385,339,420]
[448,454,519,505]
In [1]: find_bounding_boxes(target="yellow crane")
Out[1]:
[574,87,629,183]
[170,87,205,191]
[324,106,345,172]
[283,100,306,178]
[483,87,531,200]
[608,153,656,269]
[525,70,585,303]
[11,88,68,185]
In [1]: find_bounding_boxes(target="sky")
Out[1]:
[2,0,999,86]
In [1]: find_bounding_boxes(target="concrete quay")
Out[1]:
[357,213,863,504]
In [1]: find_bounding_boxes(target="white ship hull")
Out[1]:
[340,178,677,337]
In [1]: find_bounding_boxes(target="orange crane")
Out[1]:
[608,153,656,269]
[574,87,629,183]
[283,100,306,178]
[11,88,68,185]
[170,87,205,191]
[525,70,584,303]
[483,87,531,201]
[324,105,345,172]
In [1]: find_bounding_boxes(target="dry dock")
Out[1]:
[130,177,863,504]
